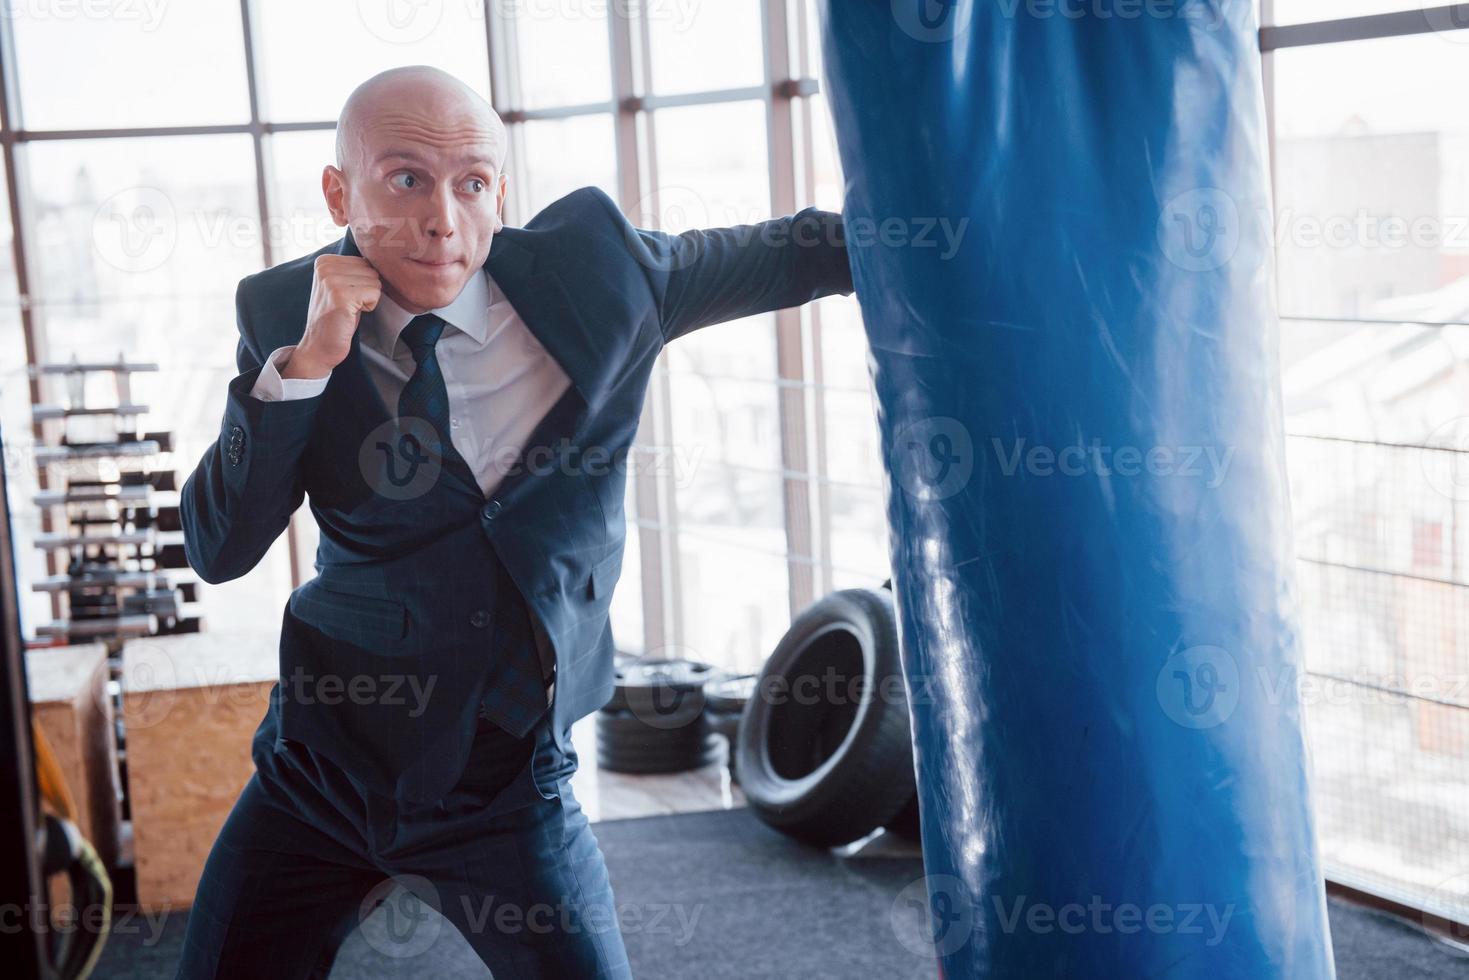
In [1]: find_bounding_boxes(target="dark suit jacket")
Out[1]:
[180,184,853,801]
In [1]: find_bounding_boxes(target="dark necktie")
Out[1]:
[399,313,550,736]
[396,313,466,474]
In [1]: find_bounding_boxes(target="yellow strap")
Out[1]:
[32,717,79,824]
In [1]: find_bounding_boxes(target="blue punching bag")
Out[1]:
[818,3,1335,977]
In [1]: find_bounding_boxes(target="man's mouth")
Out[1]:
[410,257,459,268]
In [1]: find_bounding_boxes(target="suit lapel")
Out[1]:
[481,229,607,408]
[330,224,598,505]
[479,232,597,506]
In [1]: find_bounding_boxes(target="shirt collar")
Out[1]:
[365,267,495,358]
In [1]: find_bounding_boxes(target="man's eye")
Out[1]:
[463,177,486,193]
[390,173,417,190]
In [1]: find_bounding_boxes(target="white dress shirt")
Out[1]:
[250,267,571,705]
[251,268,572,499]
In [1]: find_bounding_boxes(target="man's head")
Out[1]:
[324,65,509,314]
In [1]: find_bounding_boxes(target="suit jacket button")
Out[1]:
[470,609,491,628]
[227,425,245,465]
[482,500,502,521]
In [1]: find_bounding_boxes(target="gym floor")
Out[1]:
[565,712,745,823]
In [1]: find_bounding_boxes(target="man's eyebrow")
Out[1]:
[374,148,498,169]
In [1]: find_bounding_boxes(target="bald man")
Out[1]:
[177,65,853,978]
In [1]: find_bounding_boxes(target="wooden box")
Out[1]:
[26,642,122,871]
[121,631,278,912]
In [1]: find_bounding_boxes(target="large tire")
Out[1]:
[737,587,915,847]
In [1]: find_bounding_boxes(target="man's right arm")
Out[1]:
[179,283,326,584]
[250,345,332,402]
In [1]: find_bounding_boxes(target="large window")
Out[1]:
[0,1,887,678]
[19,0,1453,931]
[1263,1,1469,928]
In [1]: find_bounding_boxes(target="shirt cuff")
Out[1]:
[249,345,331,402]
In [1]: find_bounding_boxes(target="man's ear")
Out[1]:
[493,171,508,231]
[323,164,348,226]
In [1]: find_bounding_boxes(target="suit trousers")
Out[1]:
[174,709,633,979]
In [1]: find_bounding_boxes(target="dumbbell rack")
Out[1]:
[29,354,202,644]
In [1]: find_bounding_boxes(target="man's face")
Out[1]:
[325,110,508,314]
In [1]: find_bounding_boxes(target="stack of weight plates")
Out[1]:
[596,658,724,774]
[703,673,757,783]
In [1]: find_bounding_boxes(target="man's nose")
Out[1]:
[423,185,456,239]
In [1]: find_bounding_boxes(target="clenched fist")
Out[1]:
[281,254,383,380]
